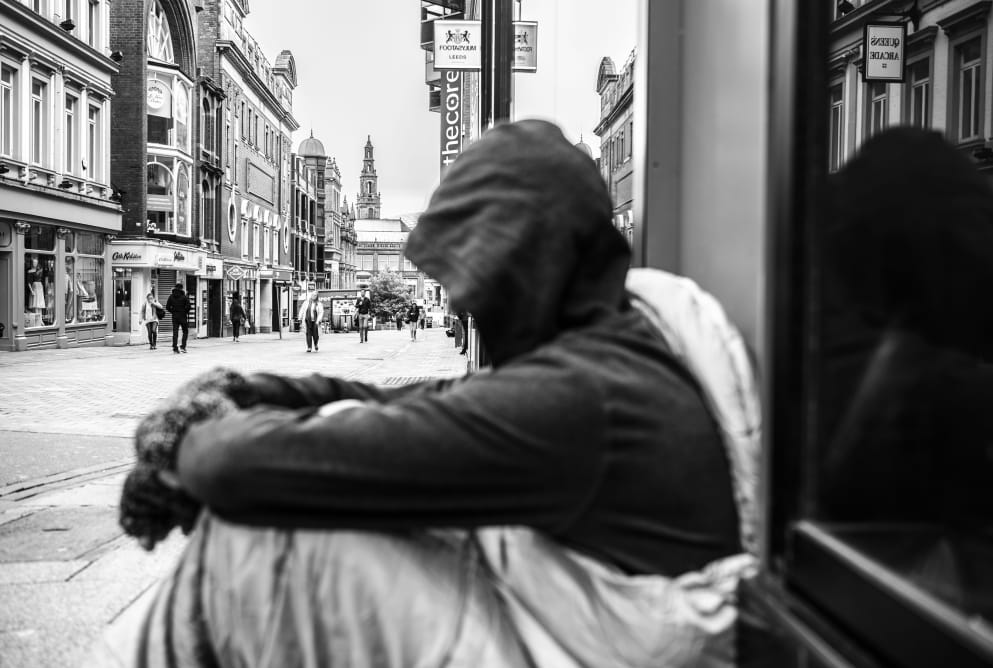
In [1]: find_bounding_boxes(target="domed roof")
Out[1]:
[574,134,593,159]
[298,130,326,157]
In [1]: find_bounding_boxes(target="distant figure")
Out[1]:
[165,283,190,354]
[356,289,372,343]
[229,292,246,343]
[138,292,164,351]
[395,310,404,332]
[458,310,469,355]
[406,300,421,341]
[299,292,324,353]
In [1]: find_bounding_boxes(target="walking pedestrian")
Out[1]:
[395,310,404,332]
[165,282,190,354]
[406,300,421,341]
[355,289,372,343]
[458,310,469,355]
[298,292,324,352]
[229,292,246,343]
[137,292,164,350]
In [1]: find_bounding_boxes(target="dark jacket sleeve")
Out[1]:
[176,356,606,532]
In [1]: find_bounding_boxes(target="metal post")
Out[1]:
[480,0,513,130]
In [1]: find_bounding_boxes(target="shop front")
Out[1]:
[223,262,259,337]
[194,255,224,338]
[271,268,292,333]
[109,240,202,346]
[0,219,116,352]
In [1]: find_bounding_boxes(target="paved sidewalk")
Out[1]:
[0,327,469,667]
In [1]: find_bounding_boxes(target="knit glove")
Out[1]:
[120,368,258,550]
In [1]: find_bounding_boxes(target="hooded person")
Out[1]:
[96,120,751,667]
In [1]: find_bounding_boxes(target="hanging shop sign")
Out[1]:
[863,23,905,82]
[225,265,257,281]
[434,20,481,70]
[292,282,303,294]
[512,21,537,73]
[440,69,464,174]
[146,77,172,118]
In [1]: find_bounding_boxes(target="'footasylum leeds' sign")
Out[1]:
[434,20,481,70]
[863,23,905,82]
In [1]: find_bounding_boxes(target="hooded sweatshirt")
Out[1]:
[177,120,740,576]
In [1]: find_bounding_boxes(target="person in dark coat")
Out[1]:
[113,120,745,665]
[165,283,191,354]
[229,293,246,343]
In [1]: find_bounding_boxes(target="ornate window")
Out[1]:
[147,0,174,63]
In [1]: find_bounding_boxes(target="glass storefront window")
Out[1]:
[24,251,55,328]
[74,257,104,322]
[67,231,106,324]
[24,225,55,252]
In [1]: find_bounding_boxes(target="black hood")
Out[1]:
[171,286,185,296]
[828,127,993,358]
[405,120,630,365]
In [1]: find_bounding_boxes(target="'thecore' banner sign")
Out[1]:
[863,23,906,82]
[440,69,464,174]
[434,20,481,71]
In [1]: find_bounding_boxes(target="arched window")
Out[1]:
[228,201,237,241]
[147,162,173,196]
[147,0,174,63]
[367,207,374,218]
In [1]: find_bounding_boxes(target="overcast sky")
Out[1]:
[243,0,637,217]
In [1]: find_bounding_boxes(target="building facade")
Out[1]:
[0,0,120,351]
[198,0,298,336]
[594,49,635,246]
[828,0,993,174]
[290,149,317,318]
[105,0,215,346]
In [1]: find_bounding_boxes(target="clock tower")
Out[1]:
[357,135,381,219]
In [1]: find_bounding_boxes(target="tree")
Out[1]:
[368,271,411,321]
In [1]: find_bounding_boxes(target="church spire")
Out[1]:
[357,136,381,219]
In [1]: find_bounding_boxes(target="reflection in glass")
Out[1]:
[818,128,993,629]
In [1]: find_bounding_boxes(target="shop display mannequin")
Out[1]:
[26,255,46,311]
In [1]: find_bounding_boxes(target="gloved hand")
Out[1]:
[120,368,258,550]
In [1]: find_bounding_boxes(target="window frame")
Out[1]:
[0,60,17,159]
[864,80,888,140]
[951,33,984,144]
[64,89,78,176]
[30,76,49,167]
[905,55,932,129]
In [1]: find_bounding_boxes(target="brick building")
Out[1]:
[0,0,120,351]
[104,0,216,346]
[594,49,635,246]
[198,0,298,335]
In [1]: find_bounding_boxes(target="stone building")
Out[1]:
[290,146,317,318]
[594,49,635,246]
[0,0,120,350]
[828,0,993,174]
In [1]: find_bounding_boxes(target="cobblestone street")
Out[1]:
[0,327,468,667]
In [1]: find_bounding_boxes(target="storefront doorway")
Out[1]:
[0,254,9,348]
[208,281,222,337]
